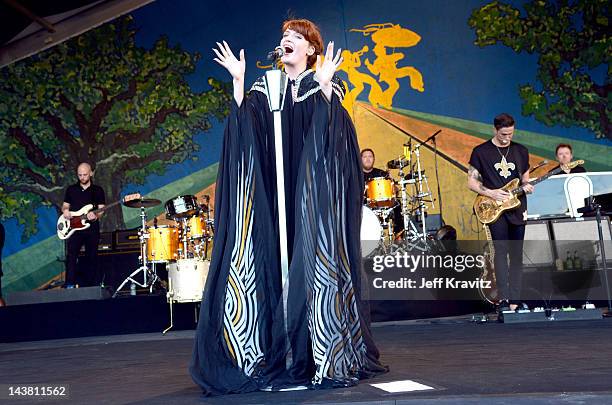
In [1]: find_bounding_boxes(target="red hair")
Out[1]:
[281,19,323,68]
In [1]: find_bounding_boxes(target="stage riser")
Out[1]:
[5,286,111,306]
[0,295,198,343]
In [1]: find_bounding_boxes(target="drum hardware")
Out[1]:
[178,217,191,259]
[411,142,432,239]
[113,198,165,297]
[391,149,426,242]
[371,206,396,243]
[386,157,410,170]
[201,195,213,260]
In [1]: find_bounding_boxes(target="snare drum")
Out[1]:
[365,177,395,208]
[147,225,179,262]
[361,206,382,257]
[167,258,210,303]
[165,195,199,219]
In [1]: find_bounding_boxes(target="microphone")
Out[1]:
[267,46,285,61]
[529,159,549,173]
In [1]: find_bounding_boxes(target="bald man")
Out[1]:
[62,163,106,288]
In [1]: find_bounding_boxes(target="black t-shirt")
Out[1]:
[548,164,587,174]
[469,140,530,225]
[64,183,106,233]
[363,167,388,184]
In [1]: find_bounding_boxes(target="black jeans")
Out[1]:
[489,215,525,304]
[66,230,100,286]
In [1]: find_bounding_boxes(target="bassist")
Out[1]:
[467,113,534,312]
[61,163,106,288]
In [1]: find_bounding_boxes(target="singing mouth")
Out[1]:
[283,45,294,54]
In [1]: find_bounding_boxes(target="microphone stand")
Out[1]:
[579,196,612,315]
[263,52,299,376]
[593,199,611,315]
[263,58,289,288]
[413,130,442,239]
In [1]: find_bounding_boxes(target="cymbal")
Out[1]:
[124,198,162,208]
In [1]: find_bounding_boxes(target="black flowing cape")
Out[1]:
[190,69,387,395]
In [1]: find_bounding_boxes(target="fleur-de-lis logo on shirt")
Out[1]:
[494,156,515,179]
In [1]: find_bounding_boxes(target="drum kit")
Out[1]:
[113,194,214,311]
[362,139,436,255]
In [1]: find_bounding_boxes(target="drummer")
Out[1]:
[361,148,405,237]
[361,148,389,183]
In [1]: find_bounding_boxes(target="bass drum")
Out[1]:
[360,206,382,257]
[167,258,210,303]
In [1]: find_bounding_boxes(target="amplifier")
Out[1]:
[78,231,113,252]
[99,231,113,251]
[114,228,141,250]
[76,249,141,289]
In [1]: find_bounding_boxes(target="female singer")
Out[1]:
[190,18,387,395]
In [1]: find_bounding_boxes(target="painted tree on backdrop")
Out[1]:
[469,0,610,140]
[0,16,231,239]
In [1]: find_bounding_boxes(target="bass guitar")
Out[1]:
[56,193,140,240]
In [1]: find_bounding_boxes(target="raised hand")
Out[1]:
[213,41,245,82]
[212,41,245,106]
[314,41,343,87]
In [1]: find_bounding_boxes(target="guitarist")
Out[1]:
[550,143,587,174]
[467,113,534,312]
[61,163,106,288]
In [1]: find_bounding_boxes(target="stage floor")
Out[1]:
[2,317,612,404]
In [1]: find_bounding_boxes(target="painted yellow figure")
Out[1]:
[339,46,384,114]
[351,23,424,108]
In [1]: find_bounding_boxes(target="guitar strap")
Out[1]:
[483,223,495,262]
[479,223,498,304]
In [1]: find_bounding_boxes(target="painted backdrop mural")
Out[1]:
[1,0,610,293]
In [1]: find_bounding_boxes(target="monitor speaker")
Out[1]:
[550,217,612,266]
[523,220,554,267]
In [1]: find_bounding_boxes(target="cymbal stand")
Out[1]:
[179,217,190,259]
[396,158,422,242]
[113,206,159,297]
[202,195,212,260]
[412,144,432,240]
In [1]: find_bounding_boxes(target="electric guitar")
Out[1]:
[473,160,584,225]
[56,193,140,240]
